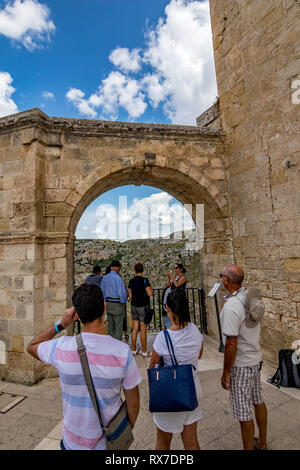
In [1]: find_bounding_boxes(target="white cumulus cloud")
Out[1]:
[0,0,55,51]
[0,71,18,117]
[69,72,147,119]
[109,47,141,73]
[143,0,217,124]
[66,88,97,118]
[42,90,54,100]
[66,0,217,124]
[91,191,194,241]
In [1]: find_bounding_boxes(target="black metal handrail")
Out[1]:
[148,287,208,334]
[73,286,208,335]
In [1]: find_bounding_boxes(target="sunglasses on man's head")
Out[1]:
[219,273,227,278]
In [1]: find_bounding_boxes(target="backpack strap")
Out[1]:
[234,292,246,308]
[267,367,281,389]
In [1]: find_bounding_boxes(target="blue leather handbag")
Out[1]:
[147,330,198,412]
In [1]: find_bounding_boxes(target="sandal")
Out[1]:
[253,437,268,450]
[131,349,139,356]
[141,351,151,358]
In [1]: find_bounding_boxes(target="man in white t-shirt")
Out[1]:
[220,265,268,450]
[27,283,141,450]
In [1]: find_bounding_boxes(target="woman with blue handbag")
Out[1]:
[148,290,204,450]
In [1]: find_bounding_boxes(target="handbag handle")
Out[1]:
[163,330,178,367]
[76,334,105,432]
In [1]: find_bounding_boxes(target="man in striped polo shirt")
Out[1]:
[27,283,141,450]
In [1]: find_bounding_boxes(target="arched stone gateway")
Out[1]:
[0,109,232,384]
[1,0,300,384]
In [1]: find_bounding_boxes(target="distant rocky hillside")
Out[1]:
[74,231,202,289]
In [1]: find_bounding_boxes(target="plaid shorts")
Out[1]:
[229,364,264,422]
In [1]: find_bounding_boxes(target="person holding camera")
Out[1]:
[27,283,141,450]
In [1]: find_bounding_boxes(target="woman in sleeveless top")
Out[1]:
[168,263,187,292]
[149,290,203,450]
[163,264,187,330]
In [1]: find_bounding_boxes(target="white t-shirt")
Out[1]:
[220,287,262,367]
[153,322,203,372]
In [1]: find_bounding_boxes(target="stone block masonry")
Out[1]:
[209,0,300,361]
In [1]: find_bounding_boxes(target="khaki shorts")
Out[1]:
[131,305,146,323]
[230,364,264,422]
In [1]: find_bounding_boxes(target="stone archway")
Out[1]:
[67,160,233,318]
[0,109,232,384]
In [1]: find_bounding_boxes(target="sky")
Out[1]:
[76,185,196,241]
[0,0,217,240]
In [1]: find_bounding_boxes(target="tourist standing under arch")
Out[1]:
[100,260,127,341]
[128,263,153,357]
[163,263,187,329]
[149,290,203,450]
[168,263,187,293]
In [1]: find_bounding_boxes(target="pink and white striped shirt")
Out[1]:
[38,333,142,450]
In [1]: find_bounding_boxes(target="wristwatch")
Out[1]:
[54,319,65,333]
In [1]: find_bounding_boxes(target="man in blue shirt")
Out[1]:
[101,260,128,341]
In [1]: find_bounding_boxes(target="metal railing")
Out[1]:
[148,287,208,334]
[73,287,208,335]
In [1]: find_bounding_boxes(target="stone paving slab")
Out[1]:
[1,381,62,401]
[34,437,62,451]
[0,429,40,451]
[14,396,63,420]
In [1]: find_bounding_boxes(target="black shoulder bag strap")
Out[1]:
[163,330,178,367]
[76,333,106,431]
[144,277,150,308]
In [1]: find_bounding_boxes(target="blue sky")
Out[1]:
[0,0,217,124]
[0,0,216,239]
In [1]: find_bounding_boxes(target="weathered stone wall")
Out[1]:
[0,111,229,383]
[209,0,300,362]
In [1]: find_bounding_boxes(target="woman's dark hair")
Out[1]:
[105,265,111,275]
[72,283,104,324]
[166,290,190,327]
[134,262,144,273]
[175,263,186,274]
[93,265,101,274]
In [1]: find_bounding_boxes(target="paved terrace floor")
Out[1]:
[0,334,300,451]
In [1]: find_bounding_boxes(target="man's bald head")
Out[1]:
[224,265,244,285]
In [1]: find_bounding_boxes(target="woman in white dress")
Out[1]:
[149,290,203,450]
